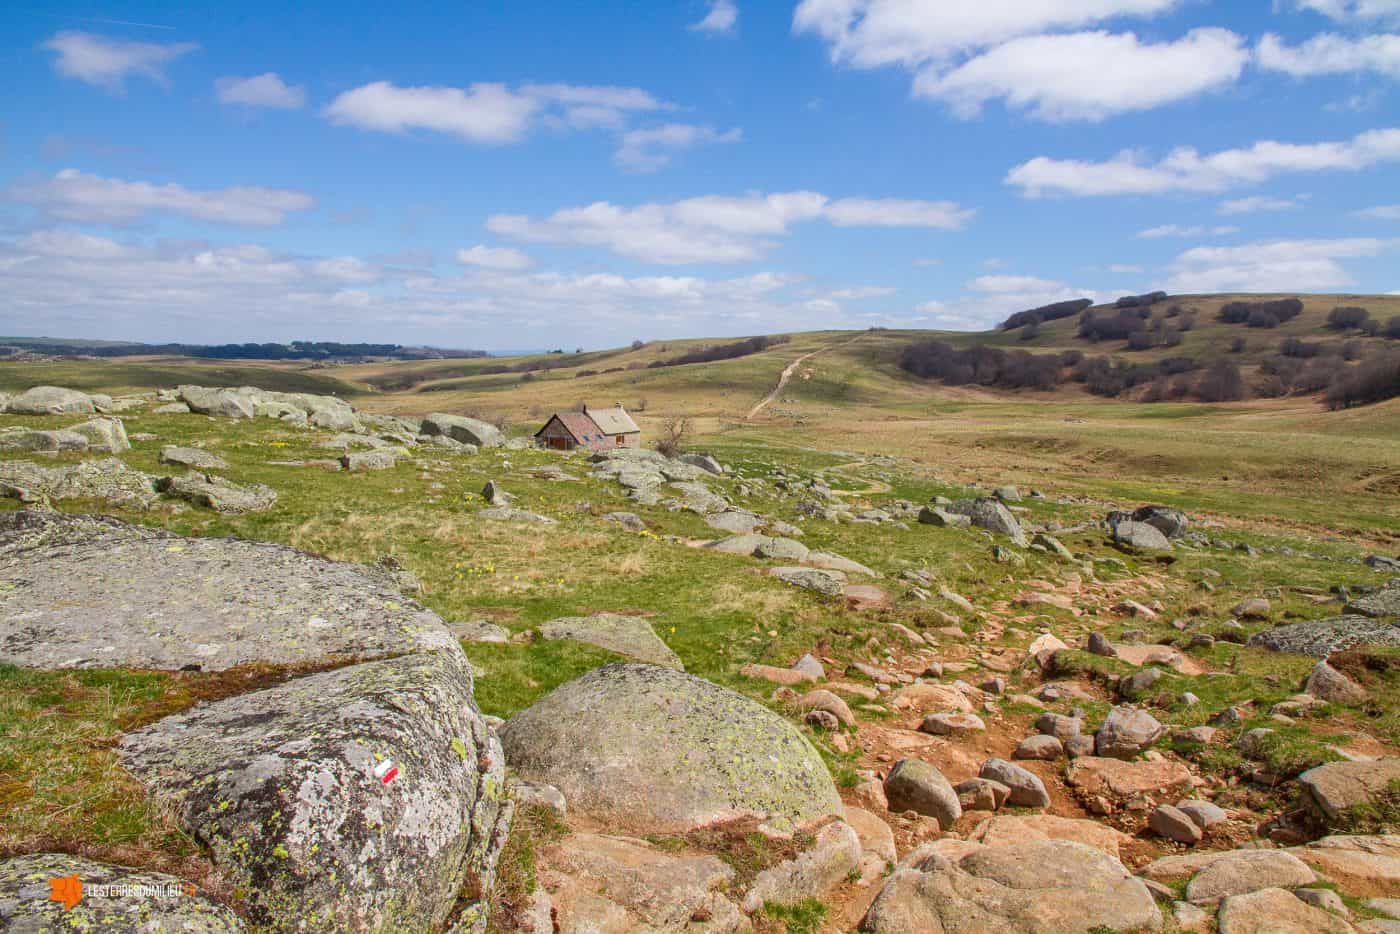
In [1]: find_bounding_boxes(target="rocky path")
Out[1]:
[745,334,862,420]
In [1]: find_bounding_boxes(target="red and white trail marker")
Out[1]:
[373,759,399,785]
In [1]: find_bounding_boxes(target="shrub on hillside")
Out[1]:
[1326,352,1400,409]
[999,298,1092,331]
[898,341,1064,390]
[1388,317,1400,340]
[1019,321,1042,341]
[1219,298,1303,326]
[1327,306,1371,331]
[1280,337,1328,358]
[1196,360,1246,402]
[1078,307,1151,342]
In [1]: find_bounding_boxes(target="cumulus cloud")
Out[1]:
[457,245,534,270]
[615,124,741,172]
[792,0,1180,69]
[486,191,973,264]
[1007,127,1400,196]
[323,80,670,145]
[1290,0,1400,22]
[1166,237,1391,291]
[1219,195,1303,214]
[915,29,1246,121]
[42,31,197,92]
[691,0,738,34]
[5,169,314,226]
[0,230,909,345]
[1257,32,1400,78]
[216,73,306,109]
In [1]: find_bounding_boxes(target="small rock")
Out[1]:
[884,759,962,830]
[1014,735,1063,761]
[979,758,1050,808]
[1149,805,1203,844]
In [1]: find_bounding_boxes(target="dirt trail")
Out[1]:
[745,334,863,420]
[825,458,892,497]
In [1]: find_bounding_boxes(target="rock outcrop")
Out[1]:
[499,663,842,833]
[121,648,509,931]
[0,511,456,671]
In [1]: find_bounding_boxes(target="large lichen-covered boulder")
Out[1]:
[120,648,510,931]
[1348,579,1400,619]
[1248,615,1400,656]
[4,385,95,415]
[420,413,504,448]
[1299,758,1400,824]
[156,472,278,513]
[945,498,1028,547]
[860,839,1161,933]
[179,385,256,419]
[0,511,457,671]
[0,458,159,508]
[68,416,130,453]
[499,663,842,834]
[0,852,244,930]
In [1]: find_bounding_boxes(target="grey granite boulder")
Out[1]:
[68,417,129,453]
[1299,758,1400,824]
[160,445,230,470]
[157,472,278,513]
[420,413,504,448]
[120,648,509,931]
[1248,615,1400,656]
[537,612,683,669]
[1111,519,1172,552]
[885,759,961,829]
[0,511,458,671]
[769,566,846,596]
[499,663,842,833]
[1348,580,1400,619]
[0,853,243,930]
[0,428,89,452]
[0,458,158,508]
[945,498,1027,546]
[861,840,1160,933]
[1095,706,1166,759]
[1132,505,1189,538]
[5,385,95,415]
[179,386,256,419]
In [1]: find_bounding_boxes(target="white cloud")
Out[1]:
[915,29,1246,121]
[691,0,738,34]
[6,169,314,226]
[615,124,741,172]
[792,0,1180,69]
[1166,237,1390,291]
[1219,195,1302,214]
[487,191,973,264]
[1291,0,1400,22]
[1,230,896,346]
[829,285,896,299]
[42,31,197,92]
[216,73,306,109]
[457,245,534,270]
[1354,204,1400,218]
[323,82,540,143]
[1257,32,1400,78]
[1137,224,1240,238]
[970,274,1066,293]
[323,81,671,145]
[824,197,974,227]
[1008,127,1400,196]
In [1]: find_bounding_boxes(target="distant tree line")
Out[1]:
[648,335,790,368]
[1115,291,1168,309]
[999,298,1092,331]
[0,338,485,361]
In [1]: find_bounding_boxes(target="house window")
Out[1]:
[615,435,625,445]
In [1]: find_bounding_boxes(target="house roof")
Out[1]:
[535,411,602,441]
[585,404,640,435]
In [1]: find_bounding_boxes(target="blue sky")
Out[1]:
[2,0,1399,349]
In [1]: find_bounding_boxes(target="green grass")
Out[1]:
[755,898,829,933]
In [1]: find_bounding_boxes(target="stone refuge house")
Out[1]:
[534,403,641,453]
